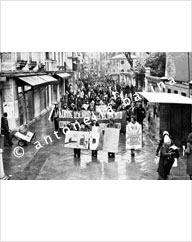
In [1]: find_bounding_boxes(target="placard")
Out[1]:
[126,123,142,150]
[64,131,89,149]
[103,128,120,153]
[90,126,104,150]
[59,121,70,128]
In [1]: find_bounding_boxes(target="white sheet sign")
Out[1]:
[103,128,120,153]
[126,123,142,150]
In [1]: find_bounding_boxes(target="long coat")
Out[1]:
[185,142,192,175]
[157,144,174,179]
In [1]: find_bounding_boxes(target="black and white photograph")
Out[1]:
[0,1,191,242]
[1,52,192,180]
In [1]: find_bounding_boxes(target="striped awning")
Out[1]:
[18,75,58,86]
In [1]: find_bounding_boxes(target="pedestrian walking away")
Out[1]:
[127,115,141,157]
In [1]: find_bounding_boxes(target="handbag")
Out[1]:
[172,158,178,167]
[155,156,160,165]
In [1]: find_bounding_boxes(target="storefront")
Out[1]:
[54,73,71,98]
[139,92,192,146]
[16,74,58,126]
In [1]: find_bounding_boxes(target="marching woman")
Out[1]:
[127,115,141,157]
[185,132,192,180]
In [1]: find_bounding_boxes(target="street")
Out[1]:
[3,112,188,180]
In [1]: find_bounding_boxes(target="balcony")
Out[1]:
[16,60,27,70]
[38,62,45,72]
[28,61,37,70]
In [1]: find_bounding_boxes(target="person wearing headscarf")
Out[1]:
[185,132,192,180]
[156,131,173,156]
[157,135,175,180]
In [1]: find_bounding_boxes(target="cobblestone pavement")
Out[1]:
[2,113,189,180]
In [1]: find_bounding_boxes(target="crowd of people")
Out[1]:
[56,81,147,129]
[1,79,192,180]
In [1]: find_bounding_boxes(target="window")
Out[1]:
[121,69,124,72]
[121,60,124,65]
[58,52,60,65]
[168,89,171,93]
[45,52,49,59]
[181,92,186,96]
[61,52,64,65]
[174,90,178,94]
[29,52,32,62]
[17,52,21,61]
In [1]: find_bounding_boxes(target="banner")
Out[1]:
[103,128,120,153]
[59,110,123,120]
[126,123,142,150]
[64,131,90,149]
[59,121,70,128]
[95,105,107,113]
[89,126,104,150]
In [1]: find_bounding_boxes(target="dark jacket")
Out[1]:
[51,108,59,122]
[1,116,9,133]
[157,144,175,179]
[136,106,146,124]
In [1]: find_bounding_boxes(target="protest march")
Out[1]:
[49,80,145,156]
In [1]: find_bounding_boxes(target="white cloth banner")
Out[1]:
[126,122,142,150]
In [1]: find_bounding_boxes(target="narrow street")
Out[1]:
[3,112,188,180]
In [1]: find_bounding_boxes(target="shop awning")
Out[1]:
[18,75,58,86]
[56,73,71,78]
[138,92,192,105]
[39,75,58,83]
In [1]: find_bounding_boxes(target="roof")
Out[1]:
[138,92,192,105]
[18,75,58,86]
[56,73,71,78]
[111,53,137,60]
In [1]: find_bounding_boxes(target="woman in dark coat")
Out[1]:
[185,132,192,180]
[157,136,175,180]
[50,104,59,131]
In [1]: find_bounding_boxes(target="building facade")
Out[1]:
[165,52,192,97]
[0,52,80,130]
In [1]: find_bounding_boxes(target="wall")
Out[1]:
[2,77,18,129]
[166,52,192,82]
[34,87,40,118]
